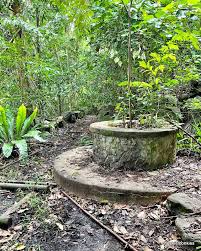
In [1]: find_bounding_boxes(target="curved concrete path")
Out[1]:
[54,146,176,204]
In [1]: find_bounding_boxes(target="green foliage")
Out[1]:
[79,135,93,146]
[0,0,200,131]
[28,193,49,220]
[177,122,201,153]
[89,0,200,126]
[184,97,201,111]
[0,104,44,160]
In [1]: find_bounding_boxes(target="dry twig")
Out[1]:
[61,191,138,251]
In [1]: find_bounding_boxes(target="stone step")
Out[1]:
[167,193,201,214]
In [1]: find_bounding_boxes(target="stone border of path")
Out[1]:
[54,146,176,204]
[167,193,201,245]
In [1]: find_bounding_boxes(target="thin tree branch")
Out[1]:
[170,122,201,148]
[61,191,138,251]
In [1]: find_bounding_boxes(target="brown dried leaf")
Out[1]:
[56,222,64,231]
[137,211,146,219]
[100,209,107,215]
[113,203,130,210]
[140,235,147,243]
[148,229,154,237]
[113,225,121,234]
[119,226,128,235]
[144,246,153,251]
[149,211,160,220]
[158,236,165,244]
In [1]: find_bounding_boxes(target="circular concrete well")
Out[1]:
[90,121,177,171]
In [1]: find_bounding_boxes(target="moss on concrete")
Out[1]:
[90,121,177,171]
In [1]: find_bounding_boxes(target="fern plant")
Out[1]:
[0,104,44,160]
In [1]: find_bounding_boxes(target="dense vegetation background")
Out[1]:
[0,0,200,128]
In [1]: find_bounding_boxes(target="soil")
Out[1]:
[0,191,16,215]
[0,189,123,251]
[0,115,200,251]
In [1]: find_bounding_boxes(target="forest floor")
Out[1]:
[0,116,200,251]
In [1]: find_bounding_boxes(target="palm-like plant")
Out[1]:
[0,104,44,160]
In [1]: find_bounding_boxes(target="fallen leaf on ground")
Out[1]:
[0,229,11,237]
[149,211,160,220]
[15,243,26,250]
[119,226,128,235]
[100,209,106,215]
[113,204,130,210]
[44,219,51,224]
[56,222,64,230]
[13,225,22,231]
[140,235,147,243]
[137,211,146,219]
[18,208,29,214]
[158,236,165,244]
[170,234,177,240]
[113,225,121,234]
[144,246,153,251]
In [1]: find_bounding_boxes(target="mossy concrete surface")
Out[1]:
[54,146,176,204]
[90,121,178,171]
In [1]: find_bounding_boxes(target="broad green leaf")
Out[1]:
[130,81,152,88]
[21,108,38,136]
[188,0,200,4]
[23,130,45,142]
[122,0,131,4]
[0,106,9,140]
[114,57,119,63]
[16,104,27,138]
[139,60,147,69]
[5,110,15,141]
[0,125,7,142]
[163,2,175,12]
[155,10,166,18]
[162,53,176,62]
[154,78,160,85]
[12,139,28,160]
[150,53,161,62]
[167,43,179,50]
[2,143,13,158]
[118,81,128,87]
[143,11,155,21]
[158,65,165,72]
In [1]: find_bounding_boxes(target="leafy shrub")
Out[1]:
[0,104,44,160]
[177,121,201,154]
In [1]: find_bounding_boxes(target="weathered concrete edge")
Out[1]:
[90,121,178,138]
[54,164,176,204]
